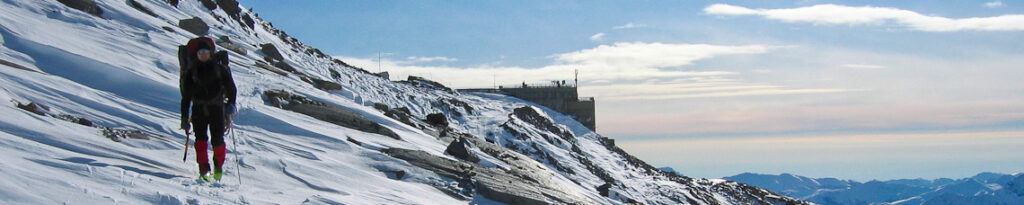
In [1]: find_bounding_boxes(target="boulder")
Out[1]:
[444,137,480,163]
[178,17,209,36]
[199,0,217,10]
[57,0,103,17]
[215,0,240,18]
[384,107,416,127]
[426,113,448,127]
[260,44,284,61]
[272,61,296,73]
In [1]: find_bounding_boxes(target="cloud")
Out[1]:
[843,64,886,69]
[589,32,605,42]
[336,42,850,101]
[555,42,776,69]
[704,4,1024,32]
[613,23,647,30]
[406,56,457,63]
[985,1,1004,8]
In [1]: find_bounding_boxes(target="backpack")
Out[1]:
[178,37,229,93]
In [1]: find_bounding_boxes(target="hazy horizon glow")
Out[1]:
[239,0,1024,181]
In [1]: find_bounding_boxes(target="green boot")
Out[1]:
[213,166,224,181]
[199,164,211,181]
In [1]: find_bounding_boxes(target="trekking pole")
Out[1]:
[182,131,191,163]
[231,127,242,185]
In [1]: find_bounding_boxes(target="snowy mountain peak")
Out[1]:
[0,0,805,204]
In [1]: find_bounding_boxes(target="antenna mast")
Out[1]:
[574,69,579,87]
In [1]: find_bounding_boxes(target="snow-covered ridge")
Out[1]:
[0,0,805,204]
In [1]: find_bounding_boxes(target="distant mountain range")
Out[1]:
[717,171,1024,205]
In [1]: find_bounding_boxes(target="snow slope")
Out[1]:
[0,0,804,204]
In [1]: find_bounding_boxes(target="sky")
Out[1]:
[237,0,1024,181]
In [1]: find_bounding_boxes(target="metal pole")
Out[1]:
[232,127,242,185]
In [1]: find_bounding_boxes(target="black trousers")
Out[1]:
[191,104,225,147]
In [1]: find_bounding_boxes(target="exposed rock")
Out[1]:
[1,58,36,72]
[57,0,103,17]
[253,60,288,76]
[166,0,178,7]
[101,127,151,142]
[329,69,342,79]
[404,76,452,92]
[178,17,209,36]
[444,137,479,163]
[127,0,156,17]
[161,26,174,33]
[240,13,255,30]
[300,76,342,91]
[260,44,284,61]
[372,103,389,112]
[511,106,573,141]
[597,183,612,197]
[16,102,49,116]
[272,61,295,73]
[263,89,399,140]
[215,37,247,55]
[425,113,448,128]
[384,140,592,205]
[58,114,93,127]
[381,170,406,180]
[383,107,415,127]
[345,137,362,146]
[200,0,217,10]
[215,0,240,19]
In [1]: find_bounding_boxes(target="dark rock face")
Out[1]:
[425,113,448,127]
[127,0,156,17]
[511,106,573,141]
[444,137,479,163]
[263,90,400,140]
[215,0,240,19]
[57,0,103,17]
[167,0,178,7]
[240,13,255,30]
[178,17,209,36]
[200,0,217,10]
[260,44,284,61]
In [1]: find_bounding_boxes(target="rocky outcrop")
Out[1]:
[57,0,103,17]
[300,76,342,91]
[178,17,209,36]
[263,89,399,140]
[425,113,448,128]
[215,0,241,19]
[199,0,217,10]
[403,76,452,92]
[260,44,284,61]
[511,106,573,141]
[384,146,592,205]
[444,137,479,163]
